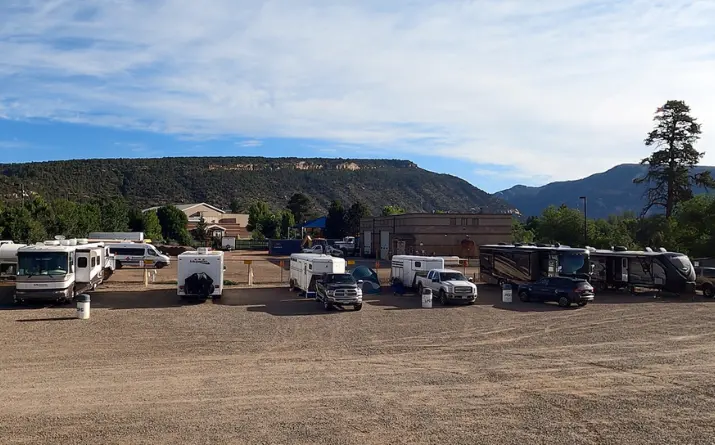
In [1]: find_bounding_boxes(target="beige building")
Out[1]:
[360,213,512,260]
[142,203,251,238]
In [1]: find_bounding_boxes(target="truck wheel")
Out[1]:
[703,284,714,298]
[519,290,530,302]
[323,299,333,311]
[354,303,363,311]
[155,262,166,269]
[558,296,570,308]
[417,284,423,296]
[341,249,348,257]
[115,261,123,270]
[439,290,448,305]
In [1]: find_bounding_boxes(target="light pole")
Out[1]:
[579,196,587,246]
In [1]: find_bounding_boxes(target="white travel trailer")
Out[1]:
[14,238,113,304]
[106,242,170,269]
[0,241,27,279]
[289,253,346,298]
[177,248,225,301]
[390,255,446,289]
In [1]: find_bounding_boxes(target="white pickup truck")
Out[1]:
[416,269,478,305]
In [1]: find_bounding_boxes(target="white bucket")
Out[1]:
[421,288,433,309]
[502,286,512,303]
[76,294,90,320]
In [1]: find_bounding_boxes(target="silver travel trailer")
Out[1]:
[88,231,145,242]
[14,238,114,304]
[289,253,346,298]
[479,243,591,286]
[390,255,446,289]
[589,246,696,294]
[0,241,27,279]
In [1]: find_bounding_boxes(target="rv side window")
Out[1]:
[415,261,421,268]
[91,257,96,267]
[309,264,312,270]
[77,257,88,268]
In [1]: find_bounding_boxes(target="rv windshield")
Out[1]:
[17,252,69,276]
[558,253,589,275]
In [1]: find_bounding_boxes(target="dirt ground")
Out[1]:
[2,283,715,444]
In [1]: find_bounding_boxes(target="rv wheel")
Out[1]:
[703,284,714,298]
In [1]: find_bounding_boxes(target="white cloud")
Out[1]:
[236,139,263,148]
[1,0,715,182]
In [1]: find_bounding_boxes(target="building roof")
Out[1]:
[142,203,226,214]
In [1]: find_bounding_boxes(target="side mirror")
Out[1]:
[468,277,474,282]
[357,280,364,285]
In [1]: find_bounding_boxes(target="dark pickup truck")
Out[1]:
[315,273,363,311]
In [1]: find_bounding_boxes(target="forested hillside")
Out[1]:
[0,157,511,213]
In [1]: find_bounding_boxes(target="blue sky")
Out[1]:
[1,0,714,193]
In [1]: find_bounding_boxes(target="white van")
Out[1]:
[289,253,346,298]
[390,255,445,289]
[106,242,171,269]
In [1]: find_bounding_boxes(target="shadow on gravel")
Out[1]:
[16,317,77,323]
[0,287,192,311]
[217,287,336,316]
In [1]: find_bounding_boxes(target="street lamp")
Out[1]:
[579,196,587,246]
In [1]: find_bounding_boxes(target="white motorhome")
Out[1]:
[106,242,170,269]
[390,255,445,289]
[289,253,346,298]
[177,248,225,301]
[0,241,27,278]
[14,238,113,304]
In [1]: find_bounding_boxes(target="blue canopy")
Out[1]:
[293,216,326,229]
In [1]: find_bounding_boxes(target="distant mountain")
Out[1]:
[495,164,715,219]
[0,157,513,214]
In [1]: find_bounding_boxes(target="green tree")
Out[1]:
[381,205,404,216]
[512,219,535,243]
[99,198,129,232]
[194,216,209,244]
[247,201,272,233]
[344,201,371,236]
[0,204,47,243]
[634,100,715,218]
[75,203,102,236]
[536,205,585,246]
[48,199,80,238]
[279,210,295,239]
[127,208,144,232]
[671,194,715,257]
[157,205,192,244]
[141,210,163,241]
[325,200,347,239]
[229,198,242,213]
[286,193,312,224]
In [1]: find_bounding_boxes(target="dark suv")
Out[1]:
[695,267,715,298]
[517,276,595,308]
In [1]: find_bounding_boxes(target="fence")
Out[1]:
[111,257,481,287]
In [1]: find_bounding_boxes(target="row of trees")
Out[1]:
[247,192,407,239]
[513,100,714,258]
[0,196,193,245]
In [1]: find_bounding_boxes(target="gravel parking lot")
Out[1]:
[1,284,715,444]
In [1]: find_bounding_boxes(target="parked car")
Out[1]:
[695,266,715,298]
[517,276,594,308]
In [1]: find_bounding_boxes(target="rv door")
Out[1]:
[547,254,558,277]
[620,257,628,282]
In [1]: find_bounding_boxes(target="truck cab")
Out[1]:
[416,269,477,305]
[315,272,363,311]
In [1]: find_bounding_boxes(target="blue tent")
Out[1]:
[293,216,326,229]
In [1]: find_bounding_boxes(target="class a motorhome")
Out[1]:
[0,241,27,279]
[289,253,346,298]
[177,247,225,301]
[14,238,115,304]
[589,246,696,294]
[88,231,145,242]
[479,243,591,286]
[390,255,446,289]
[105,242,170,269]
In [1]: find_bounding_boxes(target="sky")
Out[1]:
[1,0,714,193]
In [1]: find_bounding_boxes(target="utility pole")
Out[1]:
[579,196,587,246]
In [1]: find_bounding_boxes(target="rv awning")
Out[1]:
[293,216,326,229]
